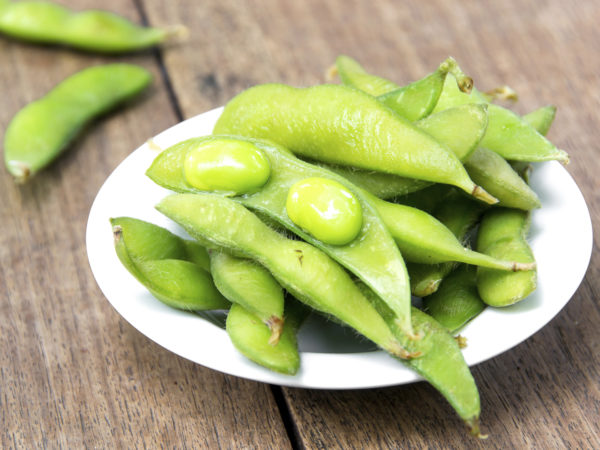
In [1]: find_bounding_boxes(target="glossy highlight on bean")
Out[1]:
[183,137,271,195]
[286,177,363,246]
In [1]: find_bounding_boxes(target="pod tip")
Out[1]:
[513,261,536,272]
[484,85,519,102]
[466,417,488,439]
[164,24,189,43]
[471,185,499,205]
[325,64,338,81]
[7,160,31,183]
[112,225,123,243]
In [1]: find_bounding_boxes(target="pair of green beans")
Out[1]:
[1,1,182,181]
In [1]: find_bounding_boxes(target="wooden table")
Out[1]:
[2,0,598,447]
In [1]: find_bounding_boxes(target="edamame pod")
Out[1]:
[226,298,308,375]
[368,193,534,271]
[359,284,483,436]
[156,193,414,359]
[476,208,537,306]
[422,265,486,333]
[323,103,488,199]
[210,251,285,344]
[0,1,183,53]
[110,217,228,310]
[4,64,151,182]
[464,147,541,210]
[336,55,474,121]
[335,55,400,96]
[523,105,556,136]
[434,75,568,162]
[147,136,414,338]
[213,84,497,204]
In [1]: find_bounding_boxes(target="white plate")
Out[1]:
[86,107,593,389]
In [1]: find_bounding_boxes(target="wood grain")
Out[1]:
[0,1,291,448]
[1,0,599,448]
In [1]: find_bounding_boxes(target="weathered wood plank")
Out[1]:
[0,1,291,448]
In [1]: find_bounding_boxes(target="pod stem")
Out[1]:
[464,249,536,272]
[266,316,284,345]
[484,85,519,102]
[7,160,31,183]
[466,417,488,439]
[471,185,499,205]
[438,57,473,93]
[325,64,339,81]
[163,24,190,44]
[389,340,422,360]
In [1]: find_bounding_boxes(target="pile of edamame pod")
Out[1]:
[110,55,568,437]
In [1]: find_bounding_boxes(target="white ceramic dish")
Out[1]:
[86,107,593,389]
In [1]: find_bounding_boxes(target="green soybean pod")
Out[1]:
[476,208,537,306]
[210,251,285,344]
[434,74,568,163]
[110,217,228,311]
[4,64,151,182]
[523,105,557,136]
[147,136,414,338]
[359,284,483,437]
[464,147,541,210]
[422,265,486,333]
[0,1,184,53]
[156,193,414,359]
[336,55,474,121]
[406,191,486,296]
[226,298,308,375]
[324,103,488,199]
[367,192,534,271]
[213,83,497,204]
[335,55,401,96]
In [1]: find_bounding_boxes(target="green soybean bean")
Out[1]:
[286,177,363,246]
[210,251,285,344]
[476,208,537,306]
[464,147,541,210]
[323,103,488,199]
[422,265,486,333]
[406,191,485,296]
[358,283,483,437]
[523,105,556,136]
[434,74,568,163]
[0,1,183,53]
[156,193,415,359]
[110,217,228,310]
[147,136,414,338]
[226,298,308,375]
[213,83,497,204]
[4,63,151,182]
[183,138,271,195]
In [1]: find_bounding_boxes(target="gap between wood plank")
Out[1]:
[133,0,184,122]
